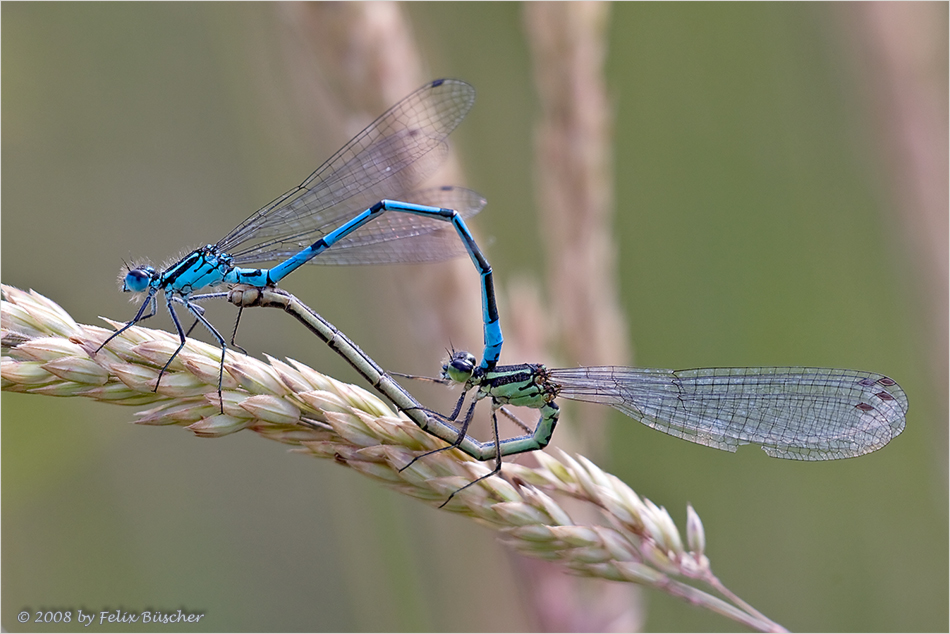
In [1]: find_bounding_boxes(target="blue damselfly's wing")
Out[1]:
[233,186,486,266]
[219,79,477,264]
[298,186,487,265]
[550,366,907,459]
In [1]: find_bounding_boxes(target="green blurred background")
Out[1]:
[3,3,946,632]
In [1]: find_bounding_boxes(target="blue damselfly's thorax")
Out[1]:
[121,245,235,297]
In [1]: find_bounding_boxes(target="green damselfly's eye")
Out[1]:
[443,351,477,383]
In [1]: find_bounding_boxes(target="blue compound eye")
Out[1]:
[122,267,155,293]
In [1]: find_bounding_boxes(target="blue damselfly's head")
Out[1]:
[120,264,157,293]
[441,350,477,384]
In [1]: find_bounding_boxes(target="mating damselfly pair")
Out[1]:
[97,79,907,502]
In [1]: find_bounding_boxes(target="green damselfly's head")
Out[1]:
[441,350,478,385]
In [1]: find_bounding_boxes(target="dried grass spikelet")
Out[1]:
[1,284,784,632]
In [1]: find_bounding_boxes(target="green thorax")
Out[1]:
[477,363,558,407]
[443,350,559,408]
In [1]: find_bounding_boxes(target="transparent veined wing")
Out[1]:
[218,79,477,264]
[233,186,487,266]
[549,366,907,459]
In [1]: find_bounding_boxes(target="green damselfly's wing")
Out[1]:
[549,366,907,460]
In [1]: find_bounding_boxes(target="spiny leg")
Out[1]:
[498,405,533,435]
[134,294,160,324]
[158,296,229,412]
[156,296,191,392]
[184,318,201,338]
[183,299,230,412]
[442,388,469,422]
[388,370,451,386]
[399,396,480,472]
[228,306,249,355]
[95,290,158,353]
[438,405,504,508]
[395,384,469,440]
[177,297,208,338]
[188,290,248,354]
